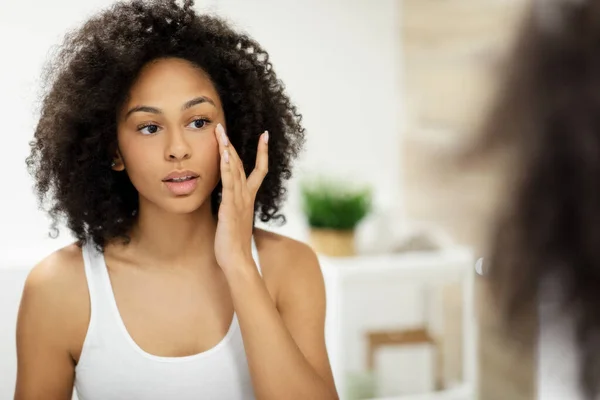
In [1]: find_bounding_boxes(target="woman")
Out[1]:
[473,0,600,398]
[15,1,338,399]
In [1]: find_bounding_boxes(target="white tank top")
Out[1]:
[73,238,259,400]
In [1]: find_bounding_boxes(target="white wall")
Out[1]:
[0,0,126,267]
[214,0,404,240]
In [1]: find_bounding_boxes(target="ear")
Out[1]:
[111,150,125,172]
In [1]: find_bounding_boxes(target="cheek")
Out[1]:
[118,137,160,187]
[195,134,221,176]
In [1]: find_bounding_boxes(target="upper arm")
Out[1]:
[14,250,82,400]
[275,240,337,396]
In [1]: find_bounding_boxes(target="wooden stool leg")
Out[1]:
[433,338,444,390]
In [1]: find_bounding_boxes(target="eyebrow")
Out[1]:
[124,96,216,120]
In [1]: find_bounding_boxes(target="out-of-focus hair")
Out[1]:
[473,1,600,397]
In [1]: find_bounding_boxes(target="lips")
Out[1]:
[162,170,199,182]
[165,176,195,183]
[162,170,200,196]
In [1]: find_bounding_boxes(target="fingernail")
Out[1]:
[223,149,229,163]
[263,130,269,144]
[217,123,228,146]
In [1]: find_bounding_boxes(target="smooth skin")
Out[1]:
[15,57,338,400]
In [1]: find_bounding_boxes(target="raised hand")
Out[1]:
[213,123,268,274]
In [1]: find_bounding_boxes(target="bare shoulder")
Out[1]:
[20,243,89,355]
[15,244,88,398]
[254,228,320,271]
[25,243,86,295]
[253,229,323,304]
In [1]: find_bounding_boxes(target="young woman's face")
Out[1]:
[115,57,224,215]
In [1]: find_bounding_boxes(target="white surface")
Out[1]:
[0,268,28,400]
[321,248,477,400]
[366,383,472,400]
[214,0,405,213]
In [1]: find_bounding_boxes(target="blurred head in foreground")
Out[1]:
[473,0,600,397]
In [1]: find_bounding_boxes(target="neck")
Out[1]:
[126,199,218,269]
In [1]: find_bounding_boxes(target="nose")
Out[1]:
[164,128,192,161]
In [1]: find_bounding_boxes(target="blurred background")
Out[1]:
[0,0,532,399]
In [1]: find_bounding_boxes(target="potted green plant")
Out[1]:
[300,178,372,257]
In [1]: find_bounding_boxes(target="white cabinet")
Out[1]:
[320,248,476,400]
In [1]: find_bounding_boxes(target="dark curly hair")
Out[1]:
[471,1,600,398]
[26,0,305,250]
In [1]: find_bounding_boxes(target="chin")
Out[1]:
[166,199,207,214]
[154,193,209,215]
[138,185,214,216]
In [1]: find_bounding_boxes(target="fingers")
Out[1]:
[216,124,236,202]
[226,137,247,185]
[247,131,269,195]
[215,123,268,202]
[229,146,244,203]
[216,123,249,203]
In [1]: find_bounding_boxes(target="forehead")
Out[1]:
[124,57,221,109]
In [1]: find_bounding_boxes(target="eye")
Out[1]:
[138,124,160,135]
[187,118,210,129]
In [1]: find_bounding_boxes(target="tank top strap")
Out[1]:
[79,240,123,350]
[250,234,262,277]
[81,241,103,317]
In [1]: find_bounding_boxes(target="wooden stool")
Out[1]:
[366,327,444,391]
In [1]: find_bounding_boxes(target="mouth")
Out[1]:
[163,175,197,183]
[162,174,199,196]
[161,170,200,196]
[162,170,200,182]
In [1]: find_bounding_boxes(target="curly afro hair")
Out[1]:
[26,0,305,250]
